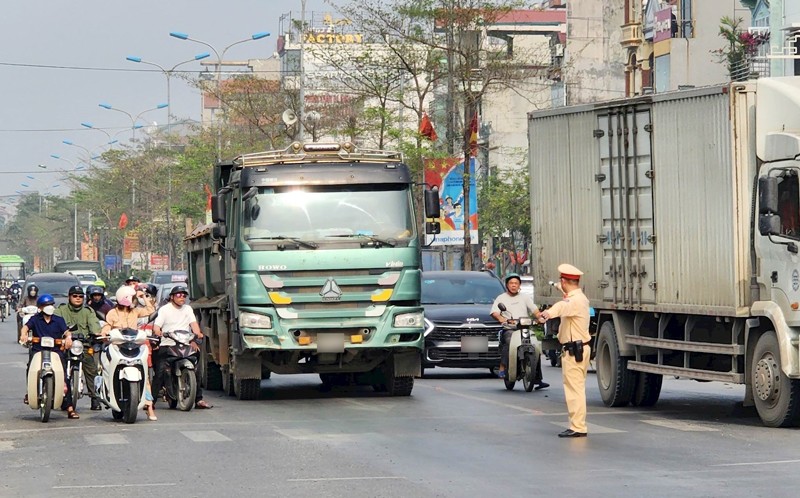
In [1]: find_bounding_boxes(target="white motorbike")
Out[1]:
[96,328,149,424]
[497,303,542,392]
[24,336,66,423]
[17,305,38,343]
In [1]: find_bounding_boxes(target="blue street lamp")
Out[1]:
[169,30,270,159]
[125,53,210,137]
[99,102,168,140]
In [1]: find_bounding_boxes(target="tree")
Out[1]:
[712,16,770,82]
[477,166,529,275]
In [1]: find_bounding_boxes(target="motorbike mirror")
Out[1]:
[94,309,106,321]
[497,303,507,312]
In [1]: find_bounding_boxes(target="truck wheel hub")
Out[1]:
[754,354,779,403]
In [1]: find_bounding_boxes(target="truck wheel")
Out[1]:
[631,372,663,407]
[752,331,800,427]
[234,376,260,400]
[221,366,235,397]
[386,376,414,396]
[596,321,635,407]
[206,362,223,391]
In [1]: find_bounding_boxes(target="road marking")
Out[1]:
[641,419,719,432]
[287,476,405,482]
[550,421,625,434]
[181,430,231,442]
[415,384,546,415]
[0,440,14,451]
[53,483,176,489]
[274,428,357,442]
[87,433,129,445]
[711,459,800,467]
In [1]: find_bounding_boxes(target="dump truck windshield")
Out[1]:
[242,184,414,243]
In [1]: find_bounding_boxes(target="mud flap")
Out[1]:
[391,351,421,377]
[233,353,261,380]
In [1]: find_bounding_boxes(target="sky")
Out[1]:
[0,0,334,202]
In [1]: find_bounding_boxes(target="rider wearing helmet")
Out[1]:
[19,294,79,418]
[86,284,113,316]
[490,274,549,389]
[55,285,103,410]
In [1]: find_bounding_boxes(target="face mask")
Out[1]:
[43,305,55,315]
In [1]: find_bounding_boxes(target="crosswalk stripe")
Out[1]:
[0,440,14,451]
[180,430,231,442]
[87,434,129,445]
[641,419,719,432]
[550,421,625,434]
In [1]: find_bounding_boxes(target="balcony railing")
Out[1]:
[621,22,643,49]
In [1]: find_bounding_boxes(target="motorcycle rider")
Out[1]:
[86,284,113,317]
[19,294,78,419]
[100,286,157,420]
[9,280,22,308]
[19,284,39,310]
[490,273,549,389]
[153,286,212,409]
[55,285,103,410]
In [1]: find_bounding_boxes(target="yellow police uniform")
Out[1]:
[545,264,591,435]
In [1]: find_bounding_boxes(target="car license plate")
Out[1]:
[461,336,488,353]
[317,334,345,353]
[40,337,55,348]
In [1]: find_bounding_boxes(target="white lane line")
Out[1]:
[53,483,176,489]
[711,459,800,467]
[87,433,129,445]
[642,419,719,432]
[274,428,356,442]
[287,477,405,482]
[0,440,14,451]
[415,384,546,415]
[550,421,625,434]
[181,430,231,442]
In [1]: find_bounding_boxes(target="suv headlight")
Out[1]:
[239,312,273,329]
[394,312,423,328]
[424,318,435,337]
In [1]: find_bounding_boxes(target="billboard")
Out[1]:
[424,157,479,246]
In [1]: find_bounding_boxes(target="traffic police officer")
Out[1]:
[540,264,591,438]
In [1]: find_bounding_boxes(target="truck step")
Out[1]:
[625,335,745,355]
[627,361,744,384]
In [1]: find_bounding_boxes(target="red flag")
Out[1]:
[118,212,128,230]
[468,112,479,157]
[204,184,213,211]
[419,112,438,141]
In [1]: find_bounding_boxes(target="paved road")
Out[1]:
[2,318,800,497]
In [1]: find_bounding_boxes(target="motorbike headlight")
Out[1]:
[239,312,272,329]
[423,318,435,337]
[519,317,533,327]
[173,331,194,344]
[394,312,423,328]
[70,340,84,355]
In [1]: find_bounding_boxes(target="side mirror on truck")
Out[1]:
[211,195,226,223]
[758,176,780,236]
[424,188,441,235]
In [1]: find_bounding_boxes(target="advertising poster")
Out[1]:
[424,157,479,246]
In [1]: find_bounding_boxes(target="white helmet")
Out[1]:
[115,286,136,307]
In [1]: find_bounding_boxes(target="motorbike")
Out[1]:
[65,331,88,410]
[497,303,541,392]
[17,305,39,343]
[96,327,149,424]
[151,329,199,411]
[0,294,8,322]
[24,335,66,423]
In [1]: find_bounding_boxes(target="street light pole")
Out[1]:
[300,0,307,142]
[48,156,85,259]
[99,102,168,140]
[169,30,270,161]
[125,53,210,142]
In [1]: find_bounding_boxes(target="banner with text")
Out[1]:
[424,157,479,246]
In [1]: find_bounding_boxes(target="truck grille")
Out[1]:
[428,326,502,342]
[428,349,500,361]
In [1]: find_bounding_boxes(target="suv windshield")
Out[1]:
[242,184,414,243]
[422,275,504,305]
[26,277,80,297]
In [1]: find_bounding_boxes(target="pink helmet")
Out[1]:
[115,286,136,307]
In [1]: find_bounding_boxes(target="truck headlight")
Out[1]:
[394,312,423,328]
[239,312,273,329]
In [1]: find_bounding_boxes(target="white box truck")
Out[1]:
[528,77,800,427]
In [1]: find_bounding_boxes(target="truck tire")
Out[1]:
[596,321,635,407]
[631,372,663,407]
[386,376,414,396]
[234,376,260,400]
[222,366,235,397]
[206,362,223,391]
[752,331,800,427]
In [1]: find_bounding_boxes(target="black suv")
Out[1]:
[421,271,505,374]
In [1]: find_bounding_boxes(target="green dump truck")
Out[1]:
[187,142,440,399]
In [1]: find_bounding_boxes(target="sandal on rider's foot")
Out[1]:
[67,409,79,419]
[195,400,213,409]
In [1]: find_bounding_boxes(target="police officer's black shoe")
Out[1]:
[90,398,101,411]
[558,429,587,438]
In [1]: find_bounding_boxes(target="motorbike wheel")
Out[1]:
[548,350,559,367]
[122,382,140,424]
[177,369,196,412]
[522,357,535,392]
[40,376,54,423]
[70,369,82,409]
[503,377,516,391]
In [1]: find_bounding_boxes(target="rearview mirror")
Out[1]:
[212,223,227,239]
[424,188,441,219]
[211,195,226,223]
[758,176,778,214]
[759,214,781,236]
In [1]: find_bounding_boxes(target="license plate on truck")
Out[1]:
[461,336,488,353]
[317,334,345,353]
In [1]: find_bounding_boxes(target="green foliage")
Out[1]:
[712,16,770,81]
